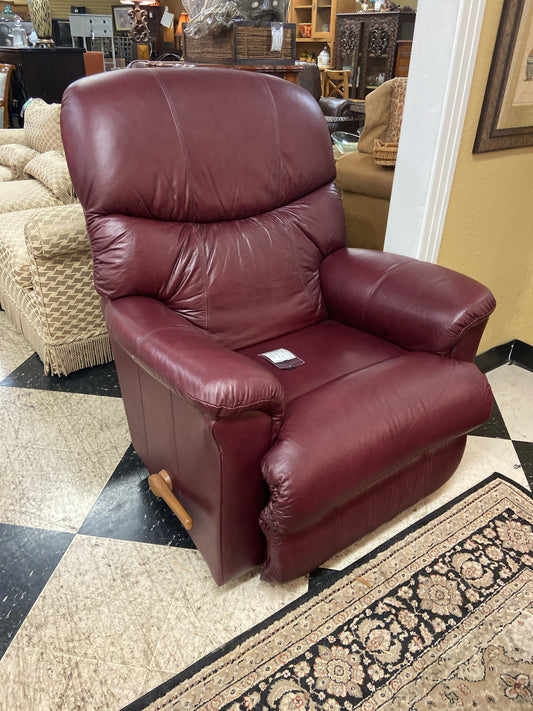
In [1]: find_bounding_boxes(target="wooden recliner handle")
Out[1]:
[148,470,193,531]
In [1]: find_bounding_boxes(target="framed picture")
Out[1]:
[112,5,133,33]
[474,0,533,153]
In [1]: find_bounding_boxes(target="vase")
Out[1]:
[27,0,55,47]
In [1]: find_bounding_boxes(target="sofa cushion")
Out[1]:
[0,179,63,214]
[0,208,39,288]
[0,143,39,180]
[0,164,12,181]
[0,128,27,148]
[23,99,63,154]
[24,150,74,202]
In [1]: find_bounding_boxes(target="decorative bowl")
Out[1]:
[331,131,359,155]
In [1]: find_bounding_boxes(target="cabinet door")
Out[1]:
[291,0,334,41]
[313,0,334,40]
[358,15,399,98]
[291,0,313,33]
[334,15,362,100]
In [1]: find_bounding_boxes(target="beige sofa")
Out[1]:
[0,203,112,376]
[336,78,407,251]
[0,99,112,376]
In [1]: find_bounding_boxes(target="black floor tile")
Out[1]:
[470,398,510,439]
[0,354,121,397]
[513,441,533,490]
[0,524,73,660]
[512,341,533,372]
[79,445,196,549]
[475,341,512,373]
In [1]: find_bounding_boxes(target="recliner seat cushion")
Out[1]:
[237,319,405,403]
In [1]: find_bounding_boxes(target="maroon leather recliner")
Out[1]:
[61,67,496,585]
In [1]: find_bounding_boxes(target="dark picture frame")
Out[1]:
[112,5,132,33]
[474,0,533,153]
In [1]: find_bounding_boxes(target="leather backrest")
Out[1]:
[61,67,346,349]
[296,61,321,101]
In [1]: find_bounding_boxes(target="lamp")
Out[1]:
[175,12,189,52]
[176,12,189,36]
[120,0,157,44]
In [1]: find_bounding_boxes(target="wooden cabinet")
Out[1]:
[0,47,86,126]
[289,0,354,64]
[394,39,412,77]
[334,8,415,99]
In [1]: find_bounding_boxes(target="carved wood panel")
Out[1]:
[334,10,414,100]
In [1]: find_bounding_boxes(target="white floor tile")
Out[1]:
[0,312,34,380]
[487,363,533,441]
[0,387,131,532]
[0,535,307,710]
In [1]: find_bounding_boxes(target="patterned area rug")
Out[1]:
[124,475,533,711]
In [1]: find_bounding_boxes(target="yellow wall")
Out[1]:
[437,0,533,351]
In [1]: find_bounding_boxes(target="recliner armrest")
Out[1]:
[104,296,285,427]
[321,248,496,361]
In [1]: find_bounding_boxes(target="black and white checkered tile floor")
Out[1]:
[0,308,532,710]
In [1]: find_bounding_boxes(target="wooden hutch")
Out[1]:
[289,0,355,63]
[334,7,415,99]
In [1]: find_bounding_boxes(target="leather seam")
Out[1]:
[149,69,197,220]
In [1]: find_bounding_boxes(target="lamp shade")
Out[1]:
[176,12,189,36]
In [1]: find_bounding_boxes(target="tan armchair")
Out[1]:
[336,78,407,250]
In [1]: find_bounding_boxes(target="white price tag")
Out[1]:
[259,348,305,369]
[261,348,296,364]
[271,22,284,52]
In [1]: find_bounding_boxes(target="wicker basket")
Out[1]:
[183,21,296,66]
[373,139,399,167]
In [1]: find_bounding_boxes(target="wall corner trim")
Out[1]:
[384,0,487,263]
